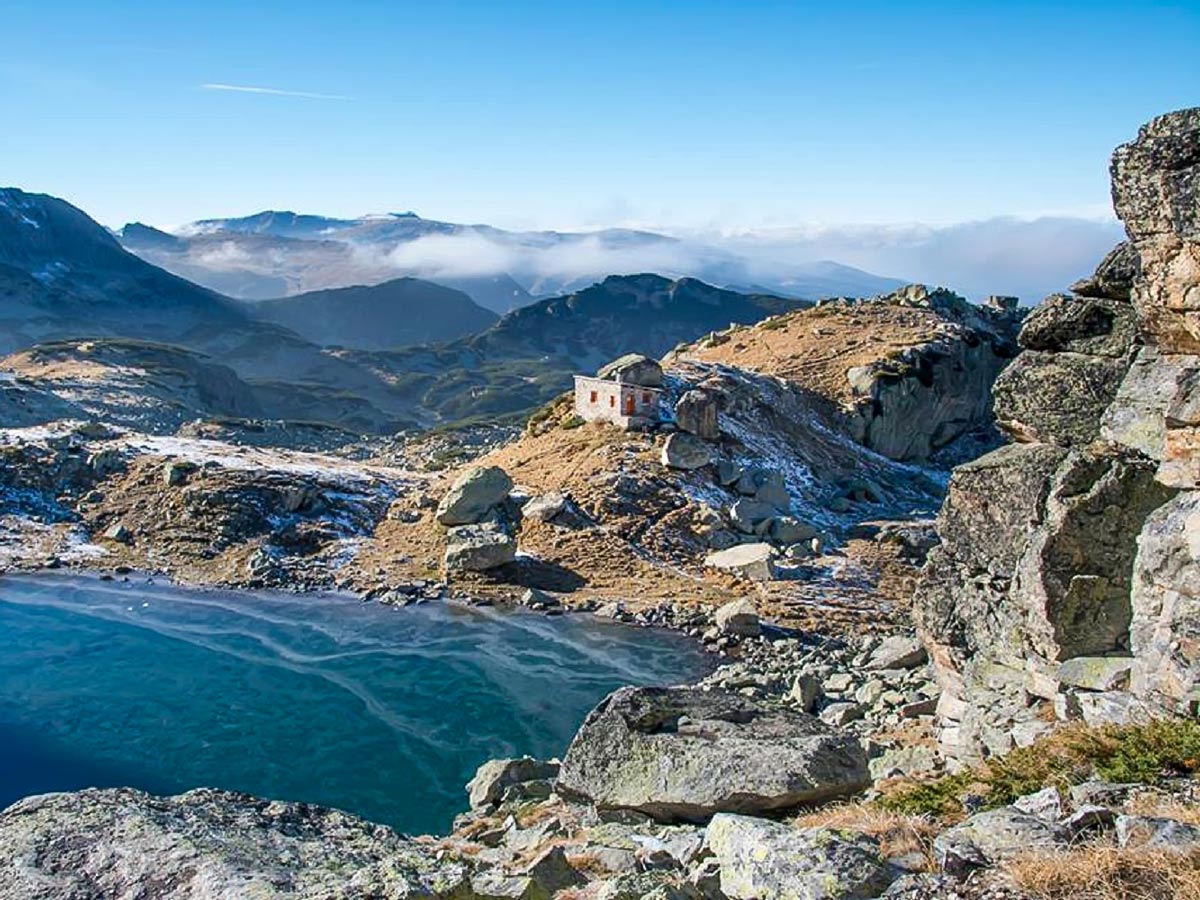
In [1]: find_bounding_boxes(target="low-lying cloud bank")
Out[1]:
[146,212,1128,306]
[378,216,1126,303]
[383,231,699,286]
[711,216,1127,302]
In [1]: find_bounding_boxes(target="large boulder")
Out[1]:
[674,389,719,440]
[435,465,513,526]
[866,635,927,670]
[598,354,663,387]
[992,351,1130,446]
[728,498,777,534]
[0,788,474,899]
[705,814,895,900]
[556,686,870,823]
[661,433,713,470]
[768,516,816,545]
[714,598,761,637]
[704,543,775,582]
[521,491,591,529]
[444,522,517,571]
[747,469,790,510]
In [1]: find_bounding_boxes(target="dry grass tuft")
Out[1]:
[1126,795,1200,827]
[1007,845,1200,900]
[514,802,563,829]
[564,850,611,877]
[793,802,939,868]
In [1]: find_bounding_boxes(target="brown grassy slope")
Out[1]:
[357,418,744,607]
[674,303,951,406]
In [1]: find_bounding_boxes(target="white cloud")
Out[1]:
[371,216,1124,302]
[194,241,254,268]
[200,83,352,101]
[381,231,701,288]
[701,216,1127,301]
[383,233,521,278]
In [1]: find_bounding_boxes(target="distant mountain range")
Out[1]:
[1,187,817,432]
[117,210,906,312]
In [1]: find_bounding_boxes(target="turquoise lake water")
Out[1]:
[0,574,708,834]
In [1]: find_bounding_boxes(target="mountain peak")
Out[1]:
[118,222,180,249]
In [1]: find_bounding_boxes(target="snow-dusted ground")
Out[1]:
[0,421,433,577]
[123,432,417,486]
[663,362,947,539]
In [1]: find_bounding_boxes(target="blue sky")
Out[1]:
[2,1,1197,231]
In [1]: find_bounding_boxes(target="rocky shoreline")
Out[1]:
[0,572,953,899]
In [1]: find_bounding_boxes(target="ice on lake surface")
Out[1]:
[0,574,709,833]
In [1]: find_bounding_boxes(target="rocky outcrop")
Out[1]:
[555,686,870,822]
[845,285,1021,461]
[914,108,1200,764]
[992,292,1136,445]
[713,598,761,637]
[0,788,477,899]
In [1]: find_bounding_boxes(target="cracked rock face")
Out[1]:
[991,292,1137,446]
[555,686,870,823]
[844,286,1022,462]
[915,107,1200,764]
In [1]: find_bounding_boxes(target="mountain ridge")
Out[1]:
[251,277,499,350]
[117,208,906,310]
